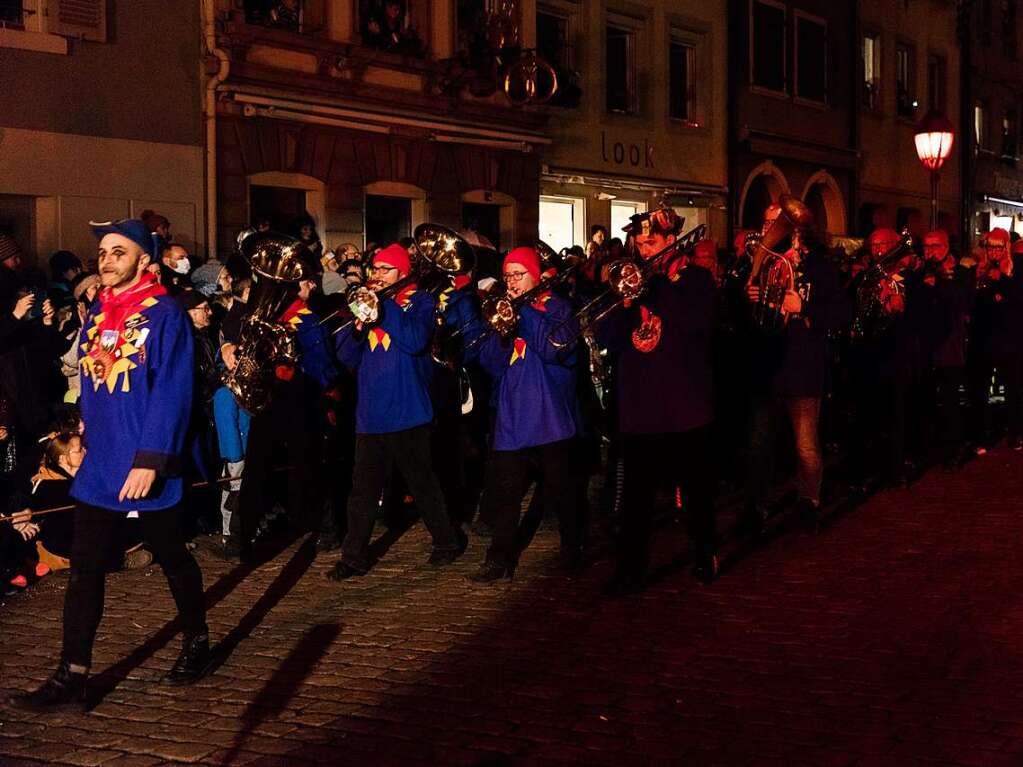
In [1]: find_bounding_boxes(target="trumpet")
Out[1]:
[324,224,476,335]
[548,224,707,349]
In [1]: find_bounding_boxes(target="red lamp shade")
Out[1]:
[914,110,955,171]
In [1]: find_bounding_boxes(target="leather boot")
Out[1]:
[10,659,88,713]
[162,633,213,686]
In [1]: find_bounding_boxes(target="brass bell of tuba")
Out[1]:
[747,194,815,332]
[225,231,312,414]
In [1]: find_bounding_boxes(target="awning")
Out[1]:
[541,164,727,202]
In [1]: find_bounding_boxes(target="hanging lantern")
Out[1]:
[914,110,956,171]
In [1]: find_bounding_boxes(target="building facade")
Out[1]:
[728,0,858,243]
[0,0,205,262]
[964,0,1023,242]
[536,0,728,250]
[207,0,558,260]
[858,0,961,241]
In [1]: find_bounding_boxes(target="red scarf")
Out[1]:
[94,273,166,340]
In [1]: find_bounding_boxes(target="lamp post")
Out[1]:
[914,110,956,230]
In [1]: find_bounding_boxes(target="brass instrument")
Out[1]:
[327,224,476,336]
[850,228,915,340]
[467,245,580,349]
[746,194,815,333]
[226,231,311,413]
[548,223,707,349]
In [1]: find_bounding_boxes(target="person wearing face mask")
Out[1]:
[159,244,193,295]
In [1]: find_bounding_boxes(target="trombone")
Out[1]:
[548,223,706,349]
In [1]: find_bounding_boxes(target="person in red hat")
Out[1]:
[468,246,583,582]
[329,243,467,580]
[968,228,1023,452]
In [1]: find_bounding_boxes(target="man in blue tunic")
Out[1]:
[12,219,210,713]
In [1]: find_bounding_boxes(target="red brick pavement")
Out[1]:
[3,451,1023,766]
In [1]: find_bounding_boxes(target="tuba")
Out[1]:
[225,231,312,414]
[747,194,815,332]
[850,229,915,340]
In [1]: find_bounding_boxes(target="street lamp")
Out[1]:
[914,110,956,230]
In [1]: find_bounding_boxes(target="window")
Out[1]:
[539,197,584,253]
[795,14,827,103]
[537,10,578,108]
[1002,107,1018,162]
[365,195,411,248]
[926,55,946,112]
[862,33,881,110]
[606,25,636,113]
[895,43,916,119]
[975,101,987,150]
[611,201,647,237]
[1004,0,1018,60]
[0,0,22,27]
[358,0,424,55]
[669,39,695,120]
[244,1,304,33]
[751,0,786,92]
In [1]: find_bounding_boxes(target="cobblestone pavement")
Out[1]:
[3,450,1023,766]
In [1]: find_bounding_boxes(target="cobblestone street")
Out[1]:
[2,450,1023,766]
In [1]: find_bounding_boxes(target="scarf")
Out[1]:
[94,273,166,339]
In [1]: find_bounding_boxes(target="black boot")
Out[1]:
[737,503,769,539]
[163,633,213,686]
[10,659,88,713]
[326,561,367,581]
[428,528,468,567]
[469,560,513,584]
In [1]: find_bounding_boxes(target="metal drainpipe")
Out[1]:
[203,0,230,261]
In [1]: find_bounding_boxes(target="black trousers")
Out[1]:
[341,425,458,571]
[923,365,966,461]
[968,351,1023,444]
[236,383,323,545]
[849,373,912,480]
[481,439,582,567]
[62,503,207,668]
[618,427,716,577]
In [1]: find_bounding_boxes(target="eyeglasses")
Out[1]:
[368,265,398,275]
[503,271,529,283]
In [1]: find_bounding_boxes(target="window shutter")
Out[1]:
[44,0,107,43]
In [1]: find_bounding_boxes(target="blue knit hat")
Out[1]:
[90,219,164,261]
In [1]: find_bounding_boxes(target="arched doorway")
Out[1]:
[739,162,789,230]
[247,171,326,238]
[800,171,847,237]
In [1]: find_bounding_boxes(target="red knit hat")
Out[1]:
[503,246,541,283]
[374,243,411,277]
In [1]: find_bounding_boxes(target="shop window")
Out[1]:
[244,1,304,32]
[365,195,411,248]
[359,0,424,56]
[927,54,946,113]
[862,33,880,111]
[539,196,584,253]
[895,43,917,119]
[606,24,636,114]
[795,14,826,103]
[669,38,695,121]
[751,0,786,93]
[611,200,646,238]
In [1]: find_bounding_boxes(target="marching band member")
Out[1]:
[743,224,848,535]
[969,228,1023,453]
[596,209,718,594]
[917,229,975,468]
[227,244,339,562]
[13,220,209,712]
[328,244,466,580]
[469,247,583,583]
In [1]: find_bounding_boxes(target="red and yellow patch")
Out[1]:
[509,337,527,366]
[368,327,391,352]
[79,296,159,394]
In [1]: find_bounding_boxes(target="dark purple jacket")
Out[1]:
[597,266,716,434]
